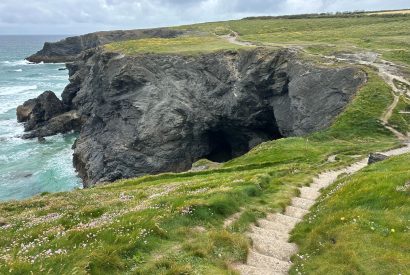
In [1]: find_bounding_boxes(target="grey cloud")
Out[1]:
[0,0,408,34]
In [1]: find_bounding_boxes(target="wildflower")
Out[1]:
[391,229,395,233]
[371,227,375,230]
[340,217,345,221]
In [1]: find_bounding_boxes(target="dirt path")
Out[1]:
[232,53,410,274]
[327,52,410,140]
[222,31,256,47]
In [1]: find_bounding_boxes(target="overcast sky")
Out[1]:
[0,0,409,35]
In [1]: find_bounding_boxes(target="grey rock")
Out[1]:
[62,48,365,186]
[16,98,37,122]
[22,110,84,139]
[16,91,84,139]
[0,218,8,227]
[26,28,185,63]
[17,91,65,132]
[368,153,389,164]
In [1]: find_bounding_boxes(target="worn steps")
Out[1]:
[235,159,373,275]
[291,197,315,210]
[247,250,291,271]
[234,264,285,275]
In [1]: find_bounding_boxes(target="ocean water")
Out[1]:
[0,35,82,201]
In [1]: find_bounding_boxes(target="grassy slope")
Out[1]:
[1,14,409,274]
[289,154,410,275]
[176,15,410,66]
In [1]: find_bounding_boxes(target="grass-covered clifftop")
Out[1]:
[2,12,410,274]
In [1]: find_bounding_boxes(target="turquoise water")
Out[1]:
[0,36,82,201]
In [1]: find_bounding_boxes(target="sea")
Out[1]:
[0,35,82,202]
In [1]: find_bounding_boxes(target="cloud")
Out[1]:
[0,0,408,34]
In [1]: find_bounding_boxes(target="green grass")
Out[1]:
[2,13,410,274]
[289,153,410,275]
[104,36,244,55]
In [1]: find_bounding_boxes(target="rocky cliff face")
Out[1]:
[18,48,366,187]
[26,28,184,63]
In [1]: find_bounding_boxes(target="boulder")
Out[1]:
[368,153,389,164]
[17,91,65,132]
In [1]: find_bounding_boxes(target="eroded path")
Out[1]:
[232,51,410,274]
[328,52,410,139]
[222,31,255,47]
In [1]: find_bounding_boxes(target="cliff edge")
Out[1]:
[18,47,365,186]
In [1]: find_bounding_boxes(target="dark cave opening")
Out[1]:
[205,130,234,162]
[202,109,283,163]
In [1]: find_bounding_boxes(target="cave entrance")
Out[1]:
[200,110,283,164]
[205,131,233,162]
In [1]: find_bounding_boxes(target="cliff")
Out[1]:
[26,28,184,63]
[18,47,365,186]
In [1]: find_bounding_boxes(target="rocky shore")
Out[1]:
[18,46,365,187]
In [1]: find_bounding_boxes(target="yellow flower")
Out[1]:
[340,217,345,221]
[391,229,395,233]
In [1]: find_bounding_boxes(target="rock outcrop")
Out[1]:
[18,47,366,187]
[16,91,83,138]
[26,28,184,63]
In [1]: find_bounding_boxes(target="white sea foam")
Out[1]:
[13,69,23,72]
[1,60,42,66]
[0,85,38,95]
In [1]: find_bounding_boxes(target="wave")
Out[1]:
[13,69,23,72]
[1,60,43,66]
[0,85,38,96]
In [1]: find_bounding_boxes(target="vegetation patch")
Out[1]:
[104,35,244,55]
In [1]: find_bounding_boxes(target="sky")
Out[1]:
[0,0,409,35]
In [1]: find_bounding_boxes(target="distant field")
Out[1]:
[368,9,410,15]
[178,15,410,65]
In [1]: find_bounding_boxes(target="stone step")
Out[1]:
[234,263,286,275]
[299,186,321,200]
[309,182,325,190]
[257,219,293,234]
[250,233,298,261]
[285,206,309,219]
[247,250,292,272]
[266,213,301,227]
[312,171,340,188]
[249,225,288,241]
[291,197,315,210]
